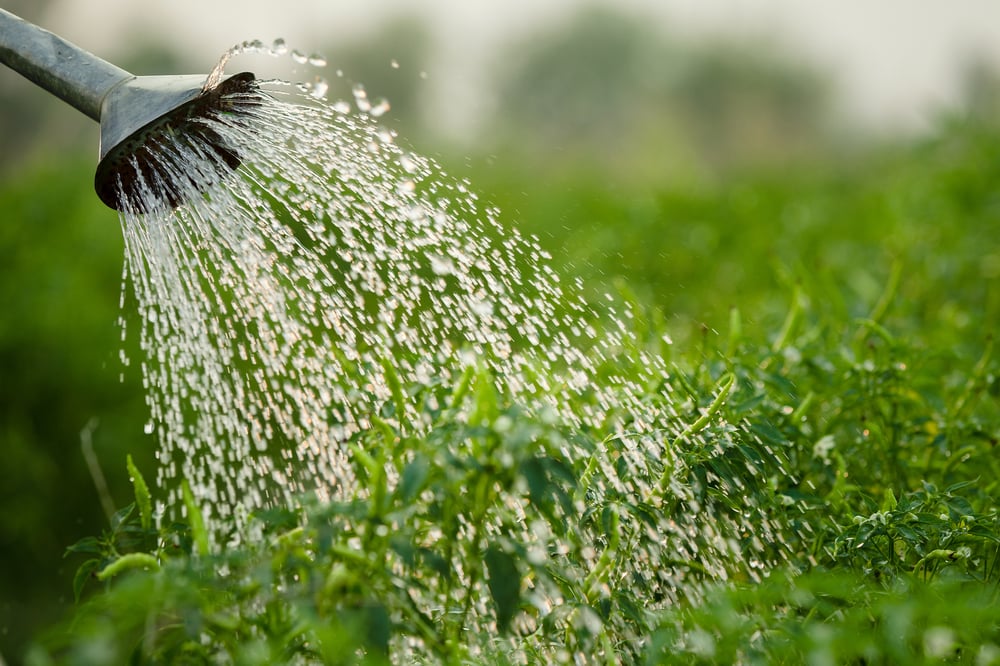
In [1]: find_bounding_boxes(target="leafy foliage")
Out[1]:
[8,53,1000,666]
[34,276,1000,662]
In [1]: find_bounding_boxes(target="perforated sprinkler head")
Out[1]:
[95,72,259,212]
[0,9,259,212]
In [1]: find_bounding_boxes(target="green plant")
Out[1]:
[10,75,1000,666]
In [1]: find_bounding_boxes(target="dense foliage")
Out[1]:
[2,113,993,663]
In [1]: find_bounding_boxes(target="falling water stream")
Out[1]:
[111,45,788,659]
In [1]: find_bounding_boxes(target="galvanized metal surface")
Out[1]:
[0,8,131,121]
[0,9,258,211]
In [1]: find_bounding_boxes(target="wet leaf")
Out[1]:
[127,454,152,531]
[181,480,209,557]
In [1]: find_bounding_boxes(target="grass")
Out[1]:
[13,114,1000,663]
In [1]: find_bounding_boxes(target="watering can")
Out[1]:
[0,8,256,211]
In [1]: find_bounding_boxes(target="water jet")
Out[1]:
[0,9,258,211]
[3,15,788,658]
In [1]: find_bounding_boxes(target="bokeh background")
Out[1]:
[2,1,1000,662]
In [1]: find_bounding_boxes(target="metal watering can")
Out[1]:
[0,9,257,211]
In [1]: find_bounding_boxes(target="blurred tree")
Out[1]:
[484,6,832,184]
[961,58,1000,125]
[671,39,831,170]
[485,8,683,183]
[489,8,662,147]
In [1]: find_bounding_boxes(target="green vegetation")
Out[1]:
[0,157,154,661]
[1,112,994,663]
[3,7,1000,663]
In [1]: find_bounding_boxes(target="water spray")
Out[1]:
[0,9,257,211]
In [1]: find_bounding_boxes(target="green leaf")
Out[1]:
[944,479,979,494]
[893,524,920,542]
[484,544,520,633]
[881,488,898,512]
[727,306,743,357]
[347,441,381,482]
[470,367,500,425]
[968,525,1000,544]
[364,603,391,656]
[448,364,476,410]
[380,356,408,428]
[127,454,152,531]
[398,454,430,503]
[65,536,102,556]
[181,479,210,557]
[616,591,647,626]
[522,457,548,508]
[110,503,135,531]
[946,496,974,518]
[419,547,450,579]
[601,505,618,540]
[72,558,101,603]
[388,536,416,567]
[853,523,877,548]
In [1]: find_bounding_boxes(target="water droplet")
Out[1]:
[399,154,418,173]
[143,421,155,435]
[290,49,308,65]
[471,298,494,317]
[270,38,288,56]
[310,76,329,99]
[428,254,455,275]
[308,53,327,67]
[352,83,371,112]
[370,97,391,118]
[390,59,400,69]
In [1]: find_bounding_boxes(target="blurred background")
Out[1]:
[2,1,1000,662]
[6,1,1000,169]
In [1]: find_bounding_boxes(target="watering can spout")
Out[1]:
[0,9,257,212]
[94,71,257,211]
